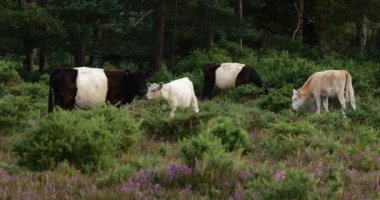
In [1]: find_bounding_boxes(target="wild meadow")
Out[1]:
[0,45,380,199]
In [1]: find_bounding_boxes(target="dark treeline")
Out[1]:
[1,0,380,73]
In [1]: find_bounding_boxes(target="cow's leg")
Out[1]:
[337,91,347,116]
[202,78,214,100]
[322,97,329,112]
[170,106,177,118]
[191,95,199,113]
[315,95,321,114]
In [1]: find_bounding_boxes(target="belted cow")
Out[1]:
[145,77,199,117]
[202,63,268,100]
[48,67,150,112]
[292,70,356,115]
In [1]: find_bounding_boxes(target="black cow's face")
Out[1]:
[127,70,150,95]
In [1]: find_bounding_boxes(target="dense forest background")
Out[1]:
[1,0,380,73]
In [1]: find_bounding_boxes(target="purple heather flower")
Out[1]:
[91,184,97,192]
[349,168,358,175]
[179,165,192,174]
[154,183,161,192]
[375,156,380,163]
[146,169,153,181]
[185,183,192,192]
[167,165,176,179]
[0,169,6,179]
[234,182,243,200]
[249,130,257,137]
[273,171,283,181]
[252,168,258,178]
[344,194,351,200]
[122,181,138,193]
[24,195,33,200]
[239,171,249,182]
[315,165,325,178]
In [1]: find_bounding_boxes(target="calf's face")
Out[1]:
[146,83,163,99]
[292,89,305,111]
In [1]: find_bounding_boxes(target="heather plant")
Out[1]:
[11,106,141,173]
[208,117,250,152]
[0,95,32,132]
[175,48,231,74]
[259,134,304,159]
[251,51,319,88]
[136,99,209,140]
[222,84,263,103]
[0,60,21,85]
[147,65,174,84]
[271,121,319,136]
[179,133,234,168]
[246,169,316,200]
[257,84,293,112]
[97,164,136,187]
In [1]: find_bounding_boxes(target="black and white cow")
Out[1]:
[202,63,268,100]
[48,67,150,112]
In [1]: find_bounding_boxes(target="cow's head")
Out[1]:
[291,89,305,111]
[145,82,164,99]
[126,69,151,95]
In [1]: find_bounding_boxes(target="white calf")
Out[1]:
[146,77,199,117]
[292,70,356,115]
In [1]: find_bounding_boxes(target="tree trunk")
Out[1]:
[23,39,34,72]
[297,0,304,43]
[170,0,178,66]
[151,0,165,72]
[236,0,243,47]
[207,35,214,51]
[89,25,101,67]
[359,15,367,51]
[74,38,86,67]
[39,47,46,73]
[303,0,318,46]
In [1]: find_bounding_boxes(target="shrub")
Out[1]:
[148,65,174,84]
[0,60,21,85]
[222,84,263,103]
[97,164,136,187]
[0,95,32,132]
[136,99,210,140]
[176,49,231,74]
[12,106,141,173]
[271,121,319,136]
[260,134,304,159]
[0,82,48,132]
[257,84,293,112]
[179,133,231,167]
[208,117,249,151]
[247,169,316,200]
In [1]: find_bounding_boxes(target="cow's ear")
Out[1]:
[147,83,152,88]
[159,82,164,89]
[124,69,131,76]
[293,89,297,94]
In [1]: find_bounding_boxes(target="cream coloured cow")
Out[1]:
[145,77,199,117]
[292,70,356,115]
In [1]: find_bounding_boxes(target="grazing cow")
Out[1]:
[202,63,268,100]
[145,77,199,117]
[292,70,356,115]
[48,67,150,112]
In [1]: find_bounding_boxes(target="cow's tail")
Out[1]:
[345,71,356,110]
[48,73,55,113]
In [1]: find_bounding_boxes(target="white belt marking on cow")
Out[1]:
[215,63,245,89]
[74,67,108,109]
